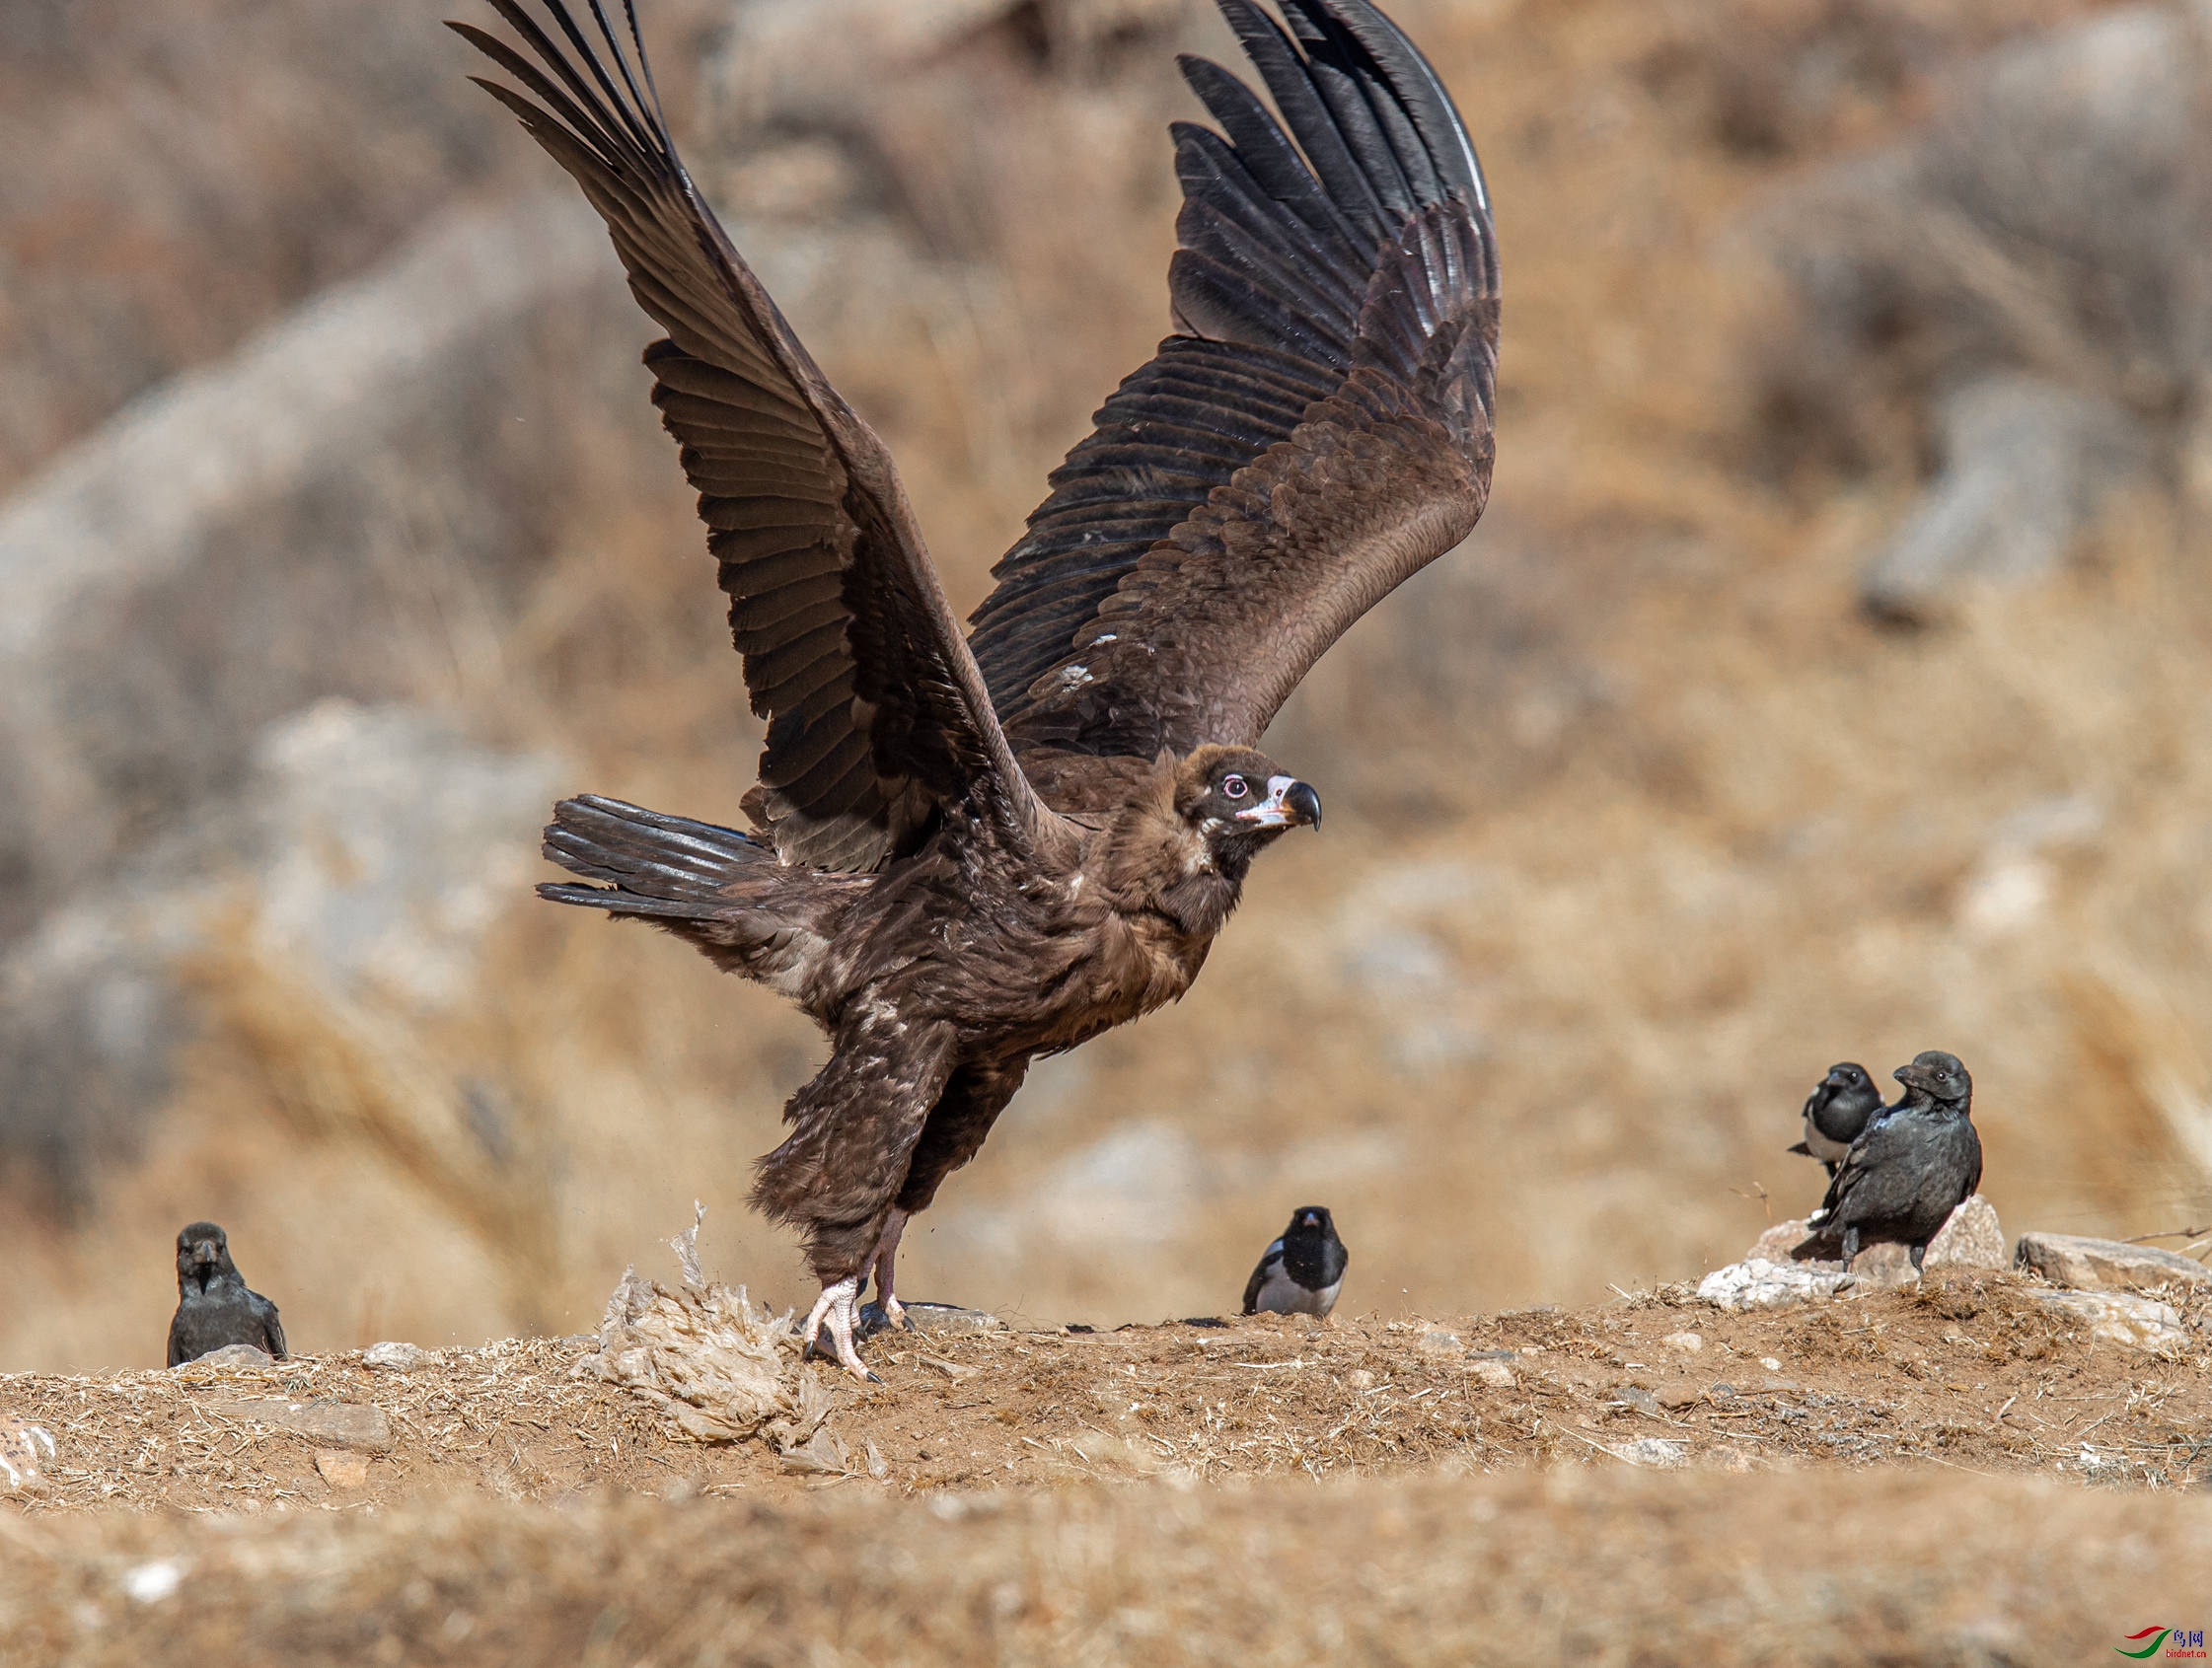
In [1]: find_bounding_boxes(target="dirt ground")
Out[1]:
[5,1273,2209,1663]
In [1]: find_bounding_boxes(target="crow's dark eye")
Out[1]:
[1221,775,1248,799]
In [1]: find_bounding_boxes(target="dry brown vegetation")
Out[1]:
[5,1275,2211,1662]
[6,0,2212,1650]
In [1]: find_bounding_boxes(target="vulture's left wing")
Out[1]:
[968,0,1499,763]
[453,0,1064,872]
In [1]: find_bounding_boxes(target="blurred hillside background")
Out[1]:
[5,0,2212,1371]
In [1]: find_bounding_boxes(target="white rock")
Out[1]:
[1660,1332,1703,1352]
[180,1343,273,1370]
[362,1341,436,1371]
[1615,1438,1689,1469]
[1696,1259,1852,1312]
[2014,1232,2212,1293]
[1927,1196,2008,1269]
[1747,1220,1810,1263]
[1465,1359,1515,1389]
[2022,1289,2187,1353]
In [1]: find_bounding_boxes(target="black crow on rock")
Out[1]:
[168,1223,287,1367]
[1793,1052,1981,1272]
[1789,1061,1888,1178]
[1243,1205,1348,1317]
[455,0,1499,1376]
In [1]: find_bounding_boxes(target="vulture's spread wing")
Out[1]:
[969,0,1499,761]
[453,1,1061,871]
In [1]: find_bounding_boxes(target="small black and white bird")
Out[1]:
[1788,1061,1889,1178]
[1242,1205,1348,1318]
[1792,1052,1982,1271]
[167,1222,287,1367]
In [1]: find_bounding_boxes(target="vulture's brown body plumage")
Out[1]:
[456,0,1499,1373]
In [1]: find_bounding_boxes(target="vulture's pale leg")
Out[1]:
[865,1207,911,1329]
[803,1276,870,1380]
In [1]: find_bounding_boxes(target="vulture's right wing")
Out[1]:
[968,0,1500,765]
[454,0,1062,872]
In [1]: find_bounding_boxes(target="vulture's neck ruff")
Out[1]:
[1109,745,1319,937]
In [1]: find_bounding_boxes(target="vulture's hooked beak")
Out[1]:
[1235,775,1322,831]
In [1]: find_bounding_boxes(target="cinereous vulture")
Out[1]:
[455,0,1498,1375]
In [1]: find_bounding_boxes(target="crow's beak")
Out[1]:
[1893,1063,1931,1092]
[1235,775,1322,830]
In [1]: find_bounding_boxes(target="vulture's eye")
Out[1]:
[1221,775,1248,799]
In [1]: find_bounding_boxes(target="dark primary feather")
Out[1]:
[450,0,1059,873]
[968,0,1501,761]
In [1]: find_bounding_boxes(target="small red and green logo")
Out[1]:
[2121,1629,2209,1659]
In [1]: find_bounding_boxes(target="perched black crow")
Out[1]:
[1788,1061,1888,1178]
[1792,1052,1981,1271]
[1242,1205,1348,1317]
[167,1223,287,1367]
[455,0,1499,1376]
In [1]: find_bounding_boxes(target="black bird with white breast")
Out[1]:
[167,1222,288,1367]
[455,0,1498,1376]
[1792,1052,1981,1272]
[1242,1204,1348,1317]
[1788,1061,1888,1178]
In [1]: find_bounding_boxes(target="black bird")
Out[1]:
[1792,1052,1981,1271]
[167,1223,287,1367]
[1242,1205,1348,1317]
[1788,1061,1888,1178]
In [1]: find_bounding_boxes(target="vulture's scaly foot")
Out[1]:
[865,1208,913,1332]
[803,1276,874,1382]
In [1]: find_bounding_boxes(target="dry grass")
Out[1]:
[4,1278,2211,1665]
[8,0,2212,1381]
[7,1275,2208,1512]
[8,1469,2211,1666]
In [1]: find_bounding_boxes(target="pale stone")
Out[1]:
[314,1449,369,1487]
[1696,1259,1851,1312]
[181,1343,274,1370]
[2014,1232,2212,1293]
[1927,1196,2008,1268]
[1616,1438,1688,1469]
[1465,1359,1515,1389]
[1747,1197,2003,1286]
[1419,1329,1463,1352]
[2023,1289,2186,1353]
[901,1303,1003,1336]
[362,1341,435,1371]
[207,1398,394,1454]
[1747,1219,1809,1263]
[1659,1331,1703,1352]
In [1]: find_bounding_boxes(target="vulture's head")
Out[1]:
[175,1221,239,1292]
[1173,745,1320,873]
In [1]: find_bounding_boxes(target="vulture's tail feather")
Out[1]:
[540,793,768,919]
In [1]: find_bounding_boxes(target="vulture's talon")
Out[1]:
[804,1276,871,1380]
